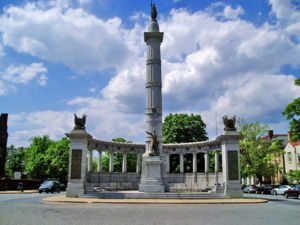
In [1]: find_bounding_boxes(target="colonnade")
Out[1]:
[87,150,142,174]
[87,149,220,176]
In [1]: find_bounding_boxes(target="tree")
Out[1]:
[24,136,70,182]
[5,145,25,178]
[162,113,208,143]
[282,78,300,141]
[238,119,284,185]
[286,170,300,183]
[44,137,70,183]
[25,136,54,179]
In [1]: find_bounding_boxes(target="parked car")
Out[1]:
[271,185,291,195]
[39,181,60,193]
[256,185,272,194]
[243,185,256,193]
[284,184,300,199]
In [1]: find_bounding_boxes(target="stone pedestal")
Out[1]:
[139,156,164,193]
[65,129,92,197]
[218,131,243,198]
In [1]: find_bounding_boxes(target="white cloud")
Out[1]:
[0,43,4,57]
[0,63,48,95]
[8,110,74,147]
[0,1,132,74]
[1,63,47,84]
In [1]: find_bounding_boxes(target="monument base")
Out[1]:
[66,182,85,197]
[139,156,165,193]
[225,181,242,198]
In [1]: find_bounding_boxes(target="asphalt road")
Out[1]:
[0,193,299,225]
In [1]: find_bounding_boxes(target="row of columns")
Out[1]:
[88,150,141,174]
[166,151,220,174]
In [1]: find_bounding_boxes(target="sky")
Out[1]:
[0,0,300,147]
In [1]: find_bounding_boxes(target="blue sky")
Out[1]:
[0,0,300,147]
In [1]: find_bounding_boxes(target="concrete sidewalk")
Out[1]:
[0,190,38,194]
[43,195,268,204]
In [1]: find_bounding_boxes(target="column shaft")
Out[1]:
[109,152,114,173]
[88,150,93,172]
[180,154,184,173]
[98,151,102,172]
[122,153,127,173]
[193,153,197,173]
[136,154,141,174]
[215,151,219,184]
[205,151,209,173]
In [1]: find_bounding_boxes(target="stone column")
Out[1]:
[122,153,127,173]
[98,150,102,172]
[139,13,165,193]
[136,154,141,174]
[180,154,184,173]
[109,152,114,173]
[218,131,243,198]
[193,153,197,173]
[215,151,220,183]
[166,154,170,173]
[88,150,93,172]
[66,129,92,197]
[205,151,209,173]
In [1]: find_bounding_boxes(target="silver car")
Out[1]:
[271,185,291,195]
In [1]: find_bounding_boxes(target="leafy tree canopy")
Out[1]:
[5,145,26,178]
[162,113,208,143]
[238,119,284,184]
[282,78,300,141]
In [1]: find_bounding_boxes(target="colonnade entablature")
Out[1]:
[88,139,145,154]
[162,139,221,154]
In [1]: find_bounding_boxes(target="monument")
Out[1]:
[138,2,166,193]
[65,2,243,198]
[0,113,8,178]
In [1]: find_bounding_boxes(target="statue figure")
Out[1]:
[151,2,157,21]
[223,115,236,131]
[146,129,159,156]
[74,114,87,130]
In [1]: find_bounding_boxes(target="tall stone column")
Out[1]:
[139,5,165,193]
[98,150,102,172]
[66,129,92,197]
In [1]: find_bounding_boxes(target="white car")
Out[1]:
[271,185,291,195]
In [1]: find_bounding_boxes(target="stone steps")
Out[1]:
[82,191,227,199]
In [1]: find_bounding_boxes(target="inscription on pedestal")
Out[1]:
[71,149,82,179]
[228,151,239,180]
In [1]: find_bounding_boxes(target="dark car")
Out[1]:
[39,181,60,193]
[243,185,256,193]
[256,185,273,194]
[284,184,300,199]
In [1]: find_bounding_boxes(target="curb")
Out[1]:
[0,190,38,194]
[43,195,268,204]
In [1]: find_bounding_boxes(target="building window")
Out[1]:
[297,153,300,164]
[287,152,292,163]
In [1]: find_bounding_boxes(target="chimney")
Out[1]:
[288,131,292,142]
[268,130,274,139]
